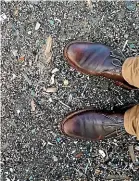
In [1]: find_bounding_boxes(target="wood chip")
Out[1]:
[14,9,18,16]
[50,74,55,85]
[44,35,53,63]
[128,145,136,163]
[31,99,36,112]
[105,174,130,180]
[45,87,57,93]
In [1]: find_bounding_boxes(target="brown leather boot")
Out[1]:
[60,110,124,140]
[64,41,135,89]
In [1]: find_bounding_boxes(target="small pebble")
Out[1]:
[35,22,40,30]
[16,110,20,114]
[135,146,139,151]
[28,31,32,35]
[99,150,106,158]
[0,13,7,23]
[53,155,58,162]
[12,74,16,80]
[63,79,69,86]
[12,49,18,57]
[124,34,129,39]
[9,168,13,172]
[48,98,53,102]
[51,68,59,74]
[95,168,101,175]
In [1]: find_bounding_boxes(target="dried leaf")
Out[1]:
[31,99,36,111]
[45,87,57,93]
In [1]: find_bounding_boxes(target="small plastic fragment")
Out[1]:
[19,56,25,62]
[48,20,54,25]
[128,43,135,49]
[125,1,136,11]
[56,137,61,143]
[29,176,33,180]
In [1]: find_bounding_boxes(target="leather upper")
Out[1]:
[64,42,125,82]
[61,110,124,140]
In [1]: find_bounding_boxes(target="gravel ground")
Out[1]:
[1,1,139,181]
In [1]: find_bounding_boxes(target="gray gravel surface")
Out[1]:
[1,1,139,181]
